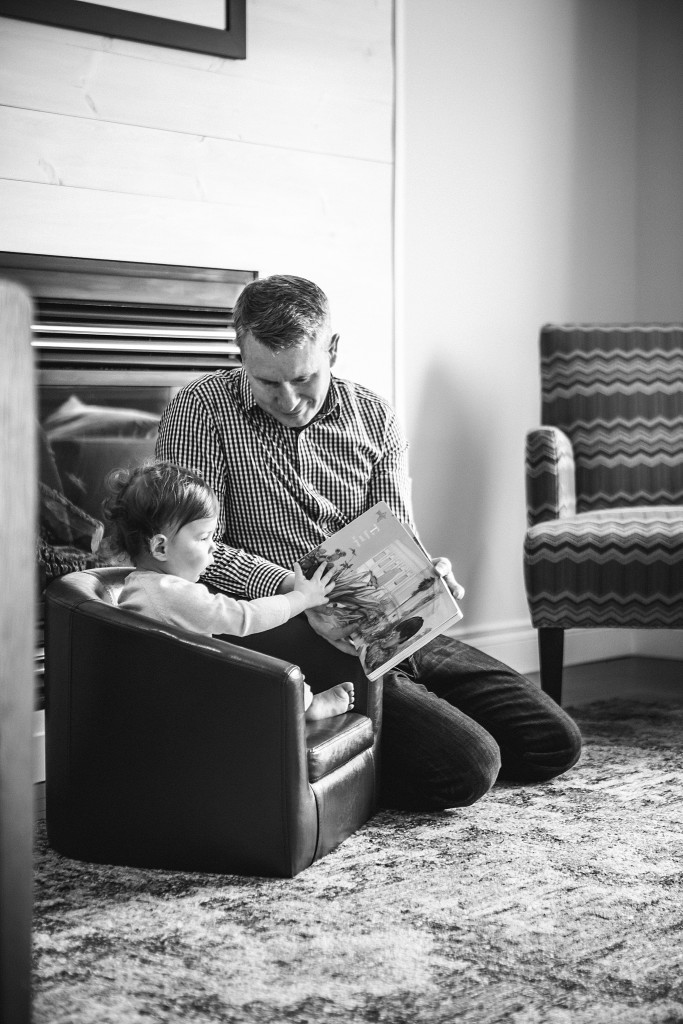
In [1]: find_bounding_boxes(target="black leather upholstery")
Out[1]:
[306,714,374,782]
[44,567,381,877]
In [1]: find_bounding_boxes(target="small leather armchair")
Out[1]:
[44,567,381,877]
[524,324,683,704]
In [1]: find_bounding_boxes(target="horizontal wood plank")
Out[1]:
[0,105,389,210]
[0,178,393,398]
[0,2,393,162]
[1,1,392,86]
[0,0,395,400]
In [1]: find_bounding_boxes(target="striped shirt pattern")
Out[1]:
[156,369,415,599]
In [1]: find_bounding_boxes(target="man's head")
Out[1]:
[233,275,330,350]
[233,275,338,428]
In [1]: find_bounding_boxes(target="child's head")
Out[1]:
[103,461,219,579]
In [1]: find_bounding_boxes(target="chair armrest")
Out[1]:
[525,427,576,526]
[218,613,382,734]
[357,673,383,733]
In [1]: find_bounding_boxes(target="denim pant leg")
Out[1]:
[411,635,582,783]
[380,668,502,811]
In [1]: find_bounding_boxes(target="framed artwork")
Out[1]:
[0,0,246,59]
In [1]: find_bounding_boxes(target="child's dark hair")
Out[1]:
[102,460,218,562]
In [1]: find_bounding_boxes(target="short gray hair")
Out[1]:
[233,275,330,350]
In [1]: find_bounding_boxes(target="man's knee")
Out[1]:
[500,709,582,783]
[380,731,501,812]
[380,672,504,811]
[435,736,501,808]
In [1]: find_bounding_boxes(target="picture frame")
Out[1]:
[0,0,246,60]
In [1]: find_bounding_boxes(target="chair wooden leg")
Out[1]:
[538,627,564,706]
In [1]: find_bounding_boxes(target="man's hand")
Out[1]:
[432,557,465,600]
[304,607,359,656]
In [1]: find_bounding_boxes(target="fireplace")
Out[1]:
[0,253,256,708]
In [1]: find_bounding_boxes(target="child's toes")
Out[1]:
[337,681,354,711]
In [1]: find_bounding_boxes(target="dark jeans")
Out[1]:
[381,635,582,810]
[228,617,582,813]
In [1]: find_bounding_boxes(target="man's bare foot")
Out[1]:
[305,681,355,721]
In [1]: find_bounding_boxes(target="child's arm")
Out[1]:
[121,571,328,639]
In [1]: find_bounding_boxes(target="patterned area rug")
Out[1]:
[33,700,683,1024]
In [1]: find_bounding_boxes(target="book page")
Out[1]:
[300,502,462,679]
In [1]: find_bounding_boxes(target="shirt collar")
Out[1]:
[237,367,259,412]
[319,377,341,421]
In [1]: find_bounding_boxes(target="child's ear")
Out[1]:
[148,534,168,561]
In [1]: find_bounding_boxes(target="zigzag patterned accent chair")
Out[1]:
[524,324,683,704]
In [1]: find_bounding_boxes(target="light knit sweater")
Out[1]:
[117,569,312,707]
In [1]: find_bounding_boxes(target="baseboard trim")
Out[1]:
[630,630,683,660]
[449,623,683,676]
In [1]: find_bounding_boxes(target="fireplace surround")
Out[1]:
[0,252,256,708]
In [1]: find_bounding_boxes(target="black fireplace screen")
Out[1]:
[0,252,256,706]
[38,380,174,587]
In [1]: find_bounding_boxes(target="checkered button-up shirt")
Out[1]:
[155,368,416,598]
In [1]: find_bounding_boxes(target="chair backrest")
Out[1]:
[540,324,683,512]
[62,564,129,604]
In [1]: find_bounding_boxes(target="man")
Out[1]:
[156,275,581,810]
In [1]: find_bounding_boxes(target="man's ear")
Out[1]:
[148,534,168,561]
[329,332,340,366]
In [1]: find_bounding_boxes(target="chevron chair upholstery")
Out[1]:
[524,324,683,703]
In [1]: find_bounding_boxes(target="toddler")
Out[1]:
[102,461,354,720]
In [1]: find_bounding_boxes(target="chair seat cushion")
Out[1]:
[524,505,683,628]
[305,712,374,782]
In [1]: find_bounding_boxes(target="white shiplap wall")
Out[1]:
[0,1,395,398]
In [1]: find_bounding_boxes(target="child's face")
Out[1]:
[162,515,218,582]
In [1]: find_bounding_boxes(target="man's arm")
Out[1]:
[367,405,416,530]
[369,405,465,599]
[155,387,289,598]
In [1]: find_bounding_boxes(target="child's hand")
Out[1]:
[292,562,335,610]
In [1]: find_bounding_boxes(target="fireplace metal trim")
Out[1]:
[0,252,255,371]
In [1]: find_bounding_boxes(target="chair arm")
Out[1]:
[358,672,383,734]
[525,427,576,526]
[220,613,382,734]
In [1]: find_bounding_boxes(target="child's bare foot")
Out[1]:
[305,681,355,721]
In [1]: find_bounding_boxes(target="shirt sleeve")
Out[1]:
[120,573,293,637]
[367,405,419,536]
[155,385,290,598]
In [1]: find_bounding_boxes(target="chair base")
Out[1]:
[538,627,564,705]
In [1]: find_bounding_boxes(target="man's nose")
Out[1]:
[276,383,297,409]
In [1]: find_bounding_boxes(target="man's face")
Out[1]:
[241,330,338,428]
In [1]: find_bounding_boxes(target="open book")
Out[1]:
[299,501,463,680]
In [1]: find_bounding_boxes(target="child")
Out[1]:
[102,461,354,721]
